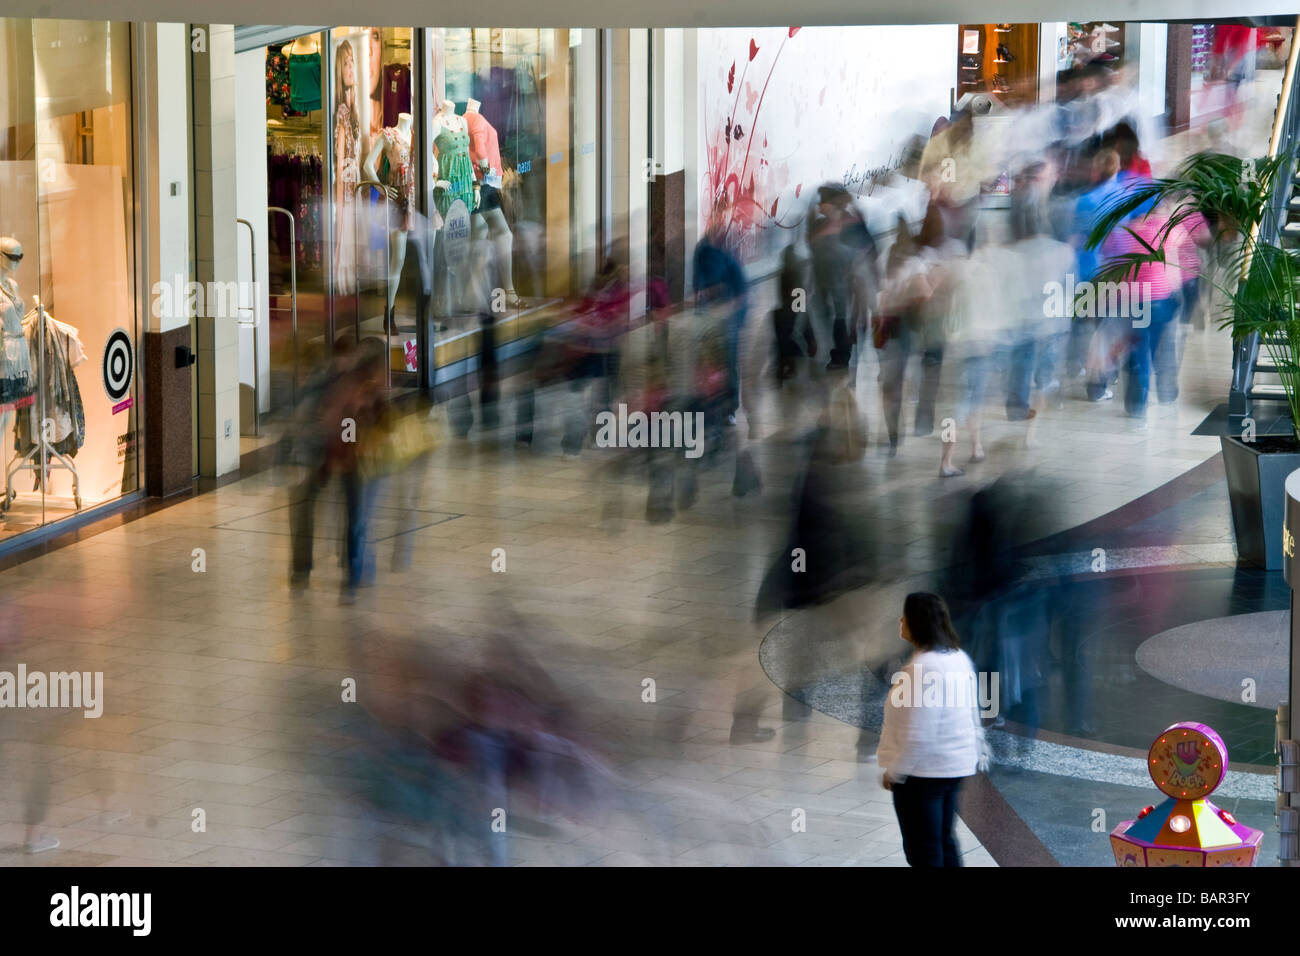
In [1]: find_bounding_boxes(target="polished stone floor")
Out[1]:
[0,301,1287,866]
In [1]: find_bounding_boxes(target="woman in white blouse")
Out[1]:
[878,592,988,866]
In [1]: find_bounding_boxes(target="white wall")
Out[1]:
[151,22,192,335]
[697,25,956,263]
[234,47,270,414]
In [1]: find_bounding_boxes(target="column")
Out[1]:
[192,23,241,477]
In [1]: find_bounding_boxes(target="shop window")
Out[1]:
[0,18,136,543]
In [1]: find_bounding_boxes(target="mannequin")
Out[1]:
[287,35,322,114]
[464,98,521,309]
[0,237,36,506]
[431,100,479,314]
[362,111,415,333]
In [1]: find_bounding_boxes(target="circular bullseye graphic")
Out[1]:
[1147,722,1227,800]
[102,328,133,402]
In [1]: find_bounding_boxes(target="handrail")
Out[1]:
[354,180,395,389]
[236,217,260,437]
[1230,20,1300,425]
[267,206,298,407]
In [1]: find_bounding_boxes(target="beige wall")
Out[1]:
[192,24,241,477]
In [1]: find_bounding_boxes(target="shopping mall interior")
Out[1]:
[0,11,1297,870]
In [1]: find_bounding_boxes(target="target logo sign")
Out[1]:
[102,328,134,402]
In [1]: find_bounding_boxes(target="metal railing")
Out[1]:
[1230,17,1300,427]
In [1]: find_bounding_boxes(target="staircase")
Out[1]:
[1230,25,1300,432]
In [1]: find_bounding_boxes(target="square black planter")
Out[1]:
[1221,435,1300,569]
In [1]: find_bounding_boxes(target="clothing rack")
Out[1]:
[3,303,82,513]
[268,130,320,158]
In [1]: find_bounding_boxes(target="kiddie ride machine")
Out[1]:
[1110,721,1263,867]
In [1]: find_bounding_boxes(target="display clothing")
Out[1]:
[478,183,503,213]
[288,51,322,112]
[433,118,475,220]
[266,45,307,119]
[382,64,412,128]
[465,111,504,188]
[268,147,323,269]
[0,282,35,410]
[15,308,87,459]
[335,103,360,292]
[381,126,416,232]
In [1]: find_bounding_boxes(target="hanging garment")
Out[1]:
[433,117,474,220]
[15,309,87,459]
[464,110,503,188]
[266,45,307,119]
[288,51,322,113]
[382,126,416,232]
[382,63,412,128]
[0,282,35,411]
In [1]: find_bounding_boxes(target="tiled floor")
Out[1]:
[0,306,1273,866]
[0,73,1286,865]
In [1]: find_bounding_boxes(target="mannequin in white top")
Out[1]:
[362,111,416,332]
[464,98,520,310]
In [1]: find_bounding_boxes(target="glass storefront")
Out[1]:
[246,26,600,400]
[0,19,138,544]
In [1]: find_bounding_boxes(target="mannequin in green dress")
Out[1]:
[432,100,480,314]
[431,100,478,220]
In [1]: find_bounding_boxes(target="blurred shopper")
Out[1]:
[693,219,749,425]
[807,184,877,372]
[938,239,998,477]
[1004,183,1076,420]
[1098,201,1183,417]
[878,592,986,867]
[287,339,389,601]
[771,242,817,384]
[1071,146,1128,402]
[874,215,931,454]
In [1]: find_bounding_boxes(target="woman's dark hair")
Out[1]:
[903,592,960,651]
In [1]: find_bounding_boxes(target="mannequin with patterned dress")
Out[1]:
[362,112,416,333]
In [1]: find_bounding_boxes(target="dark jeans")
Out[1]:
[290,468,377,588]
[891,775,965,867]
[1124,295,1180,415]
[290,468,326,576]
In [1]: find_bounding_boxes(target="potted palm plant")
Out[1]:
[1086,151,1300,568]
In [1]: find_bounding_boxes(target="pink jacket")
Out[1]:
[465,111,503,188]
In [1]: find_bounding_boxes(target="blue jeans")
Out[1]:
[344,472,381,588]
[1124,296,1180,415]
[892,776,965,867]
[1005,337,1036,418]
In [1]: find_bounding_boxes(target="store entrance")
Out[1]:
[235,27,424,436]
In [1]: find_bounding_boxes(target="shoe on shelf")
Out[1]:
[1098,22,1120,32]
[995,23,1013,32]
[997,44,1015,62]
